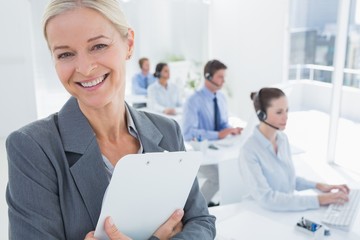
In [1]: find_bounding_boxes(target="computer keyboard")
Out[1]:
[322,188,360,230]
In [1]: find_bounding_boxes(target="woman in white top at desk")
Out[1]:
[147,63,182,115]
[239,87,349,211]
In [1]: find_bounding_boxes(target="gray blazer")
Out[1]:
[6,97,216,240]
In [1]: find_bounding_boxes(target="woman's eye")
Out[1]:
[57,52,74,59]
[92,44,107,51]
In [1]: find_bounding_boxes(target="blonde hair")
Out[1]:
[42,0,130,41]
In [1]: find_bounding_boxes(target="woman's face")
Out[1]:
[46,7,134,109]
[160,65,170,80]
[265,96,288,130]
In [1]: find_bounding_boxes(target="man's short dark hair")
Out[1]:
[204,59,227,79]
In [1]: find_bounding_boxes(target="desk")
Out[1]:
[186,135,248,204]
[137,107,183,127]
[186,135,243,166]
[209,199,360,240]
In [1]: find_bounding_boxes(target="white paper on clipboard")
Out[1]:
[94,151,202,240]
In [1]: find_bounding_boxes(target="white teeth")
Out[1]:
[80,75,106,88]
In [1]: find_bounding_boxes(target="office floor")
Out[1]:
[0,110,359,239]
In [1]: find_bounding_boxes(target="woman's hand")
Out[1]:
[84,209,183,240]
[318,191,349,206]
[84,217,131,240]
[316,183,350,194]
[153,209,184,240]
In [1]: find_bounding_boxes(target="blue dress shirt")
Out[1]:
[239,126,319,211]
[182,86,230,141]
[131,72,156,95]
[147,80,182,113]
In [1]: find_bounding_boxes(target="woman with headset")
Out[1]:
[239,87,349,211]
[147,63,182,115]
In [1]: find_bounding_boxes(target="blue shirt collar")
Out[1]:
[200,86,217,99]
[253,125,284,149]
[140,72,151,79]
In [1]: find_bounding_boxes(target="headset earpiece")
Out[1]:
[255,89,279,130]
[155,71,161,78]
[205,60,216,81]
[256,89,267,121]
[256,110,267,121]
[205,72,212,81]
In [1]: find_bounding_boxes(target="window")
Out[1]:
[289,0,338,84]
[288,0,360,175]
[335,0,360,173]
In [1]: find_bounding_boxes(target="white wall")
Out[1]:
[122,0,209,87]
[29,0,60,91]
[209,0,289,121]
[0,0,37,138]
[28,0,71,119]
[122,0,173,82]
[123,0,209,63]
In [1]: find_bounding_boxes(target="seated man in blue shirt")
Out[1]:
[182,59,242,206]
[132,57,156,96]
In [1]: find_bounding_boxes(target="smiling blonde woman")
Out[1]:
[6,1,216,239]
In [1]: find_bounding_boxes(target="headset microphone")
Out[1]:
[205,72,221,87]
[262,120,279,130]
[208,79,221,87]
[256,110,279,130]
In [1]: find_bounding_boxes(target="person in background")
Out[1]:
[147,62,182,115]
[239,87,349,211]
[182,59,242,206]
[131,57,156,95]
[6,0,216,239]
[182,59,242,141]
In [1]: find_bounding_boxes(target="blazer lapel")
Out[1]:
[127,104,166,153]
[69,139,108,227]
[58,97,108,227]
[57,99,168,227]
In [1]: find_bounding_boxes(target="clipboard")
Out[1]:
[94,151,202,240]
